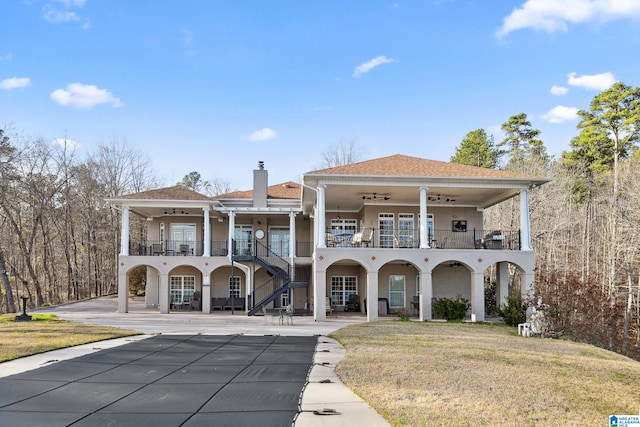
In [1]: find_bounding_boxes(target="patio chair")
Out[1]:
[360,228,373,247]
[280,304,294,325]
[350,232,362,247]
[179,244,191,256]
[151,243,163,255]
[410,295,420,315]
[326,297,335,317]
[326,232,336,247]
[190,291,201,310]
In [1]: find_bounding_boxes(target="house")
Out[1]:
[108,155,550,322]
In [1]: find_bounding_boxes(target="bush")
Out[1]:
[498,295,527,326]
[432,294,470,322]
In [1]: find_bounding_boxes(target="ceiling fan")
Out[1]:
[427,194,456,202]
[361,193,391,201]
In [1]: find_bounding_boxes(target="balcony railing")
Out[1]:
[125,229,520,257]
[324,228,521,250]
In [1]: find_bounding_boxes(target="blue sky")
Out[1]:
[2,1,640,190]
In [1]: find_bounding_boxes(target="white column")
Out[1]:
[159,274,170,314]
[120,206,130,256]
[118,269,128,313]
[145,268,159,308]
[497,261,509,308]
[366,271,379,322]
[419,271,432,321]
[313,264,326,321]
[520,189,532,251]
[419,186,429,249]
[202,273,211,313]
[228,211,235,258]
[521,272,535,299]
[471,272,485,322]
[203,207,211,257]
[317,185,326,248]
[289,211,296,260]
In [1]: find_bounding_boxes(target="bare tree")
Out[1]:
[319,140,367,168]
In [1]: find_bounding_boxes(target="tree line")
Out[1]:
[453,82,640,360]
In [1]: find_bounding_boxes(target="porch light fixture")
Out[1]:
[449,262,462,268]
[361,193,390,201]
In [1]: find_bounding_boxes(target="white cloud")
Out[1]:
[567,71,616,91]
[353,56,395,78]
[498,0,640,37]
[43,8,80,24]
[542,105,579,124]
[55,0,86,6]
[247,128,276,142]
[550,85,568,95]
[0,77,30,90]
[50,83,123,108]
[43,1,90,29]
[53,138,80,150]
[0,53,12,62]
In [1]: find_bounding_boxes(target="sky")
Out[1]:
[2,0,640,191]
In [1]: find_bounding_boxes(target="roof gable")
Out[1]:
[215,181,301,200]
[117,185,211,201]
[307,154,540,179]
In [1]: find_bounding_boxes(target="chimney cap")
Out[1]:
[258,161,264,170]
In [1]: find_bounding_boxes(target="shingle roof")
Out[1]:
[215,181,301,200]
[116,185,211,201]
[307,154,540,179]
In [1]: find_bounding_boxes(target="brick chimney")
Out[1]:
[253,161,268,207]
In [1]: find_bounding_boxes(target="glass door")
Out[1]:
[269,227,290,257]
[378,213,394,248]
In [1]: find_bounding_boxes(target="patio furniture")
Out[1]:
[179,244,191,256]
[410,295,420,315]
[211,297,226,311]
[360,228,373,247]
[326,232,335,247]
[344,294,360,312]
[225,297,245,311]
[326,297,335,317]
[151,243,163,255]
[350,232,362,247]
[190,291,201,310]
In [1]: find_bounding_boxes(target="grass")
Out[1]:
[330,320,640,427]
[0,313,140,362]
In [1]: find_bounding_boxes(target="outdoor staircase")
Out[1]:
[233,240,307,316]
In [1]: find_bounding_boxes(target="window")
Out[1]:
[228,276,241,298]
[331,276,357,306]
[234,225,253,255]
[378,213,394,248]
[398,213,414,248]
[170,276,195,306]
[389,275,406,308]
[329,219,357,246]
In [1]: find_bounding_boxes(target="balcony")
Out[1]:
[324,228,521,250]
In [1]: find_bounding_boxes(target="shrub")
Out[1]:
[498,295,527,326]
[432,294,470,322]
[484,280,498,315]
